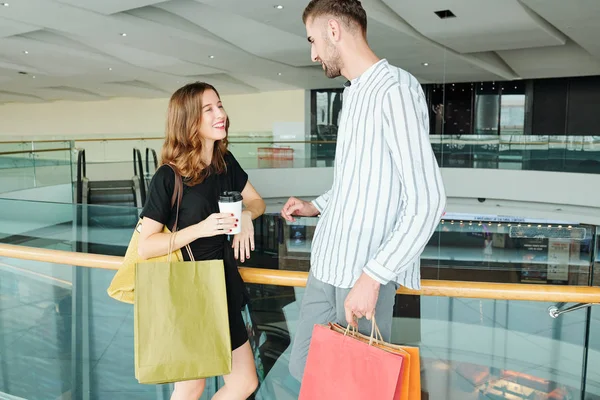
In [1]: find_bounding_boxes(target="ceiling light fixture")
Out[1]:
[119,33,127,37]
[422,62,429,66]
[23,50,28,54]
[1,3,9,6]
[32,75,36,79]
[209,55,215,59]
[278,72,282,76]
[434,9,456,19]
[274,5,284,9]
[108,67,112,71]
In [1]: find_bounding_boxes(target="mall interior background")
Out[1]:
[1,0,600,399]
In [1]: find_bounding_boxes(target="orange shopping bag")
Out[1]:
[330,322,421,400]
[299,318,420,400]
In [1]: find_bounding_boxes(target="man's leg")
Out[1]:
[335,281,398,342]
[289,273,337,381]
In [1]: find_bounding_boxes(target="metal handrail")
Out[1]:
[0,148,71,156]
[0,242,599,304]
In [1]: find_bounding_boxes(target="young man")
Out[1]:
[281,0,447,381]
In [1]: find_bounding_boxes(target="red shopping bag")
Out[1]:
[299,323,406,399]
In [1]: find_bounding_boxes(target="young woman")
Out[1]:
[138,82,265,400]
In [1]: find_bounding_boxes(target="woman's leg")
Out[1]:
[171,379,206,400]
[212,341,258,400]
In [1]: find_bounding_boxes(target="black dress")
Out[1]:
[140,152,250,350]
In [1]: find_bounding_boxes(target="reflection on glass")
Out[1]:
[475,89,500,135]
[312,89,343,142]
[444,83,474,135]
[500,94,526,135]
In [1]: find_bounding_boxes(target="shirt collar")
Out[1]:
[344,58,388,88]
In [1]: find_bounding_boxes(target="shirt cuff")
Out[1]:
[363,259,397,285]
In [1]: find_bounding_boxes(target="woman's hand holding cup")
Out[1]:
[196,213,238,238]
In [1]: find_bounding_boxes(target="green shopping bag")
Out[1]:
[134,245,232,384]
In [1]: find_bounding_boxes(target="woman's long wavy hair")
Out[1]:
[161,82,229,186]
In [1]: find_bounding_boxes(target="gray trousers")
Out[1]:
[288,272,398,382]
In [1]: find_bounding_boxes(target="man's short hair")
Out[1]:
[302,0,367,35]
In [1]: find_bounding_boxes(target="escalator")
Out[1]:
[75,147,146,208]
[144,147,159,190]
[70,148,148,398]
[74,148,145,256]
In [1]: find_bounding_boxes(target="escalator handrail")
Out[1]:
[133,148,146,205]
[145,147,159,174]
[76,149,86,204]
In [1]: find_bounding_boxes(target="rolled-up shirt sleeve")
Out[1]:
[311,188,332,214]
[363,85,446,285]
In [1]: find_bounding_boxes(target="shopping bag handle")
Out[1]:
[343,316,384,346]
[165,164,194,262]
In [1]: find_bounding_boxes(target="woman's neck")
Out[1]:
[201,140,215,165]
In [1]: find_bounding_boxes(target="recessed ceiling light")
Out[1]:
[1,3,9,6]
[108,67,112,71]
[209,55,215,59]
[32,75,36,79]
[275,5,284,9]
[23,50,28,54]
[434,9,456,19]
[119,33,127,37]
[422,62,429,66]
[278,72,282,76]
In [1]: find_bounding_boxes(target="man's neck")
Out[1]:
[340,41,381,82]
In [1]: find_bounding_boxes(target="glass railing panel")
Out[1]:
[584,227,600,398]
[82,160,142,182]
[0,148,73,194]
[585,304,600,398]
[4,135,600,173]
[71,137,337,174]
[74,138,163,166]
[0,258,179,399]
[228,140,336,169]
[0,199,139,257]
[0,203,598,398]
[430,135,600,174]
[245,214,596,288]
[0,200,595,289]
[424,215,595,286]
[0,258,597,399]
[247,283,595,399]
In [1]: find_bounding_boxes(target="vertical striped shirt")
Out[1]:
[310,59,446,290]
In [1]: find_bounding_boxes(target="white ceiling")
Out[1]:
[0,0,599,103]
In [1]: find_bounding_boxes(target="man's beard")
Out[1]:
[322,40,342,79]
[322,60,341,79]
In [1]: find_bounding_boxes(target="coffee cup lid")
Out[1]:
[219,191,243,202]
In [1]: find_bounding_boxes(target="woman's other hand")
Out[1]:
[232,211,254,262]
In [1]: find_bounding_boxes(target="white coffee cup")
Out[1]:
[218,191,243,235]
